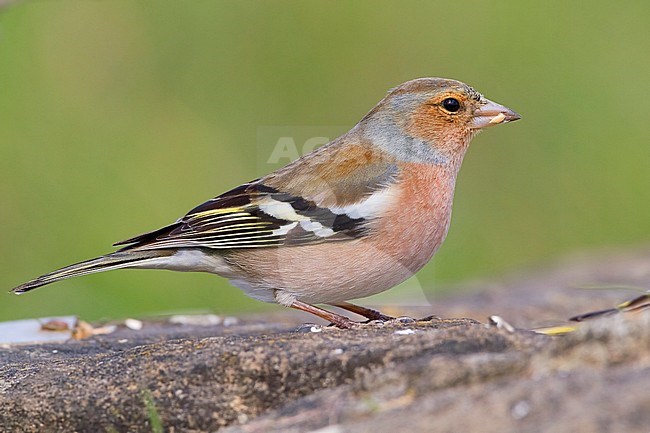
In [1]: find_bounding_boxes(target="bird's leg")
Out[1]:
[329,301,395,322]
[289,299,357,329]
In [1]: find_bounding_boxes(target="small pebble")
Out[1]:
[489,315,515,333]
[295,323,322,333]
[169,314,222,326]
[222,316,239,327]
[124,318,143,331]
[511,400,531,419]
[394,329,416,335]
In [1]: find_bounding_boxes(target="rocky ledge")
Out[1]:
[1,247,650,432]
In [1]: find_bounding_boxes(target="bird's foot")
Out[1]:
[328,302,395,322]
[325,317,364,329]
[364,316,416,326]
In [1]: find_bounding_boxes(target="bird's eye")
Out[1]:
[441,98,461,113]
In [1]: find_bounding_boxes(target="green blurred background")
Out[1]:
[1,1,649,322]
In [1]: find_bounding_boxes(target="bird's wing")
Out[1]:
[114,159,398,252]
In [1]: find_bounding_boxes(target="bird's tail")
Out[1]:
[11,250,175,294]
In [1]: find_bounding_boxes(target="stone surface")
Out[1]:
[1,247,650,432]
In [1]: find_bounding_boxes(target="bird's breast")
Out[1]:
[367,162,458,275]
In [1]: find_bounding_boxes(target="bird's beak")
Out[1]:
[471,98,521,129]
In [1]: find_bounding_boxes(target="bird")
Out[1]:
[11,78,520,328]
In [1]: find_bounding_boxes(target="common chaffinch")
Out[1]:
[12,78,520,328]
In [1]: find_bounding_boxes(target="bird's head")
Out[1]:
[358,78,520,164]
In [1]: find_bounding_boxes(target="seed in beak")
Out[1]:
[488,112,507,125]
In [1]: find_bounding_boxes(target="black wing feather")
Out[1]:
[114,181,369,251]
